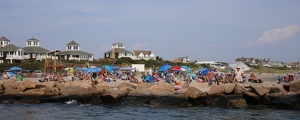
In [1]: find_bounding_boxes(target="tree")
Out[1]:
[156,56,163,61]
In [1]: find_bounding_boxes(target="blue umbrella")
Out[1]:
[9,66,22,71]
[84,67,102,74]
[158,64,171,72]
[103,65,114,73]
[76,67,83,71]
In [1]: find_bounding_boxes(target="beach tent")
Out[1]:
[198,68,217,76]
[158,64,171,72]
[76,67,84,71]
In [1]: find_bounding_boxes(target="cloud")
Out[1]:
[131,42,148,50]
[256,25,300,44]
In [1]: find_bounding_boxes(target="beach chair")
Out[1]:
[145,76,151,82]
[149,76,155,83]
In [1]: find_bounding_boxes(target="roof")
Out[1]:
[235,57,255,62]
[105,48,132,54]
[132,50,152,56]
[0,36,11,41]
[26,37,40,42]
[60,50,93,55]
[112,42,124,46]
[0,44,20,51]
[23,46,50,53]
[176,57,187,60]
[67,40,79,45]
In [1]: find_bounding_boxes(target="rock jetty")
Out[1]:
[0,78,300,110]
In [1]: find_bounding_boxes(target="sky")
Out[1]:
[0,0,299,63]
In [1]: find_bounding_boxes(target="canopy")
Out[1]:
[198,68,217,76]
[171,66,181,71]
[158,64,171,72]
[84,67,102,73]
[9,66,22,71]
[120,67,138,71]
[76,67,84,71]
[103,65,114,73]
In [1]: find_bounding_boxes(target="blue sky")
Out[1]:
[0,0,299,63]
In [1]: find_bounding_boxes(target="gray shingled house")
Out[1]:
[0,36,24,63]
[60,40,93,61]
[104,42,133,59]
[23,37,50,61]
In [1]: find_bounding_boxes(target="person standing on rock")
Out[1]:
[234,66,244,83]
[208,68,214,86]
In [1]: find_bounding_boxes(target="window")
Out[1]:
[0,52,2,57]
[0,60,3,63]
[28,42,31,46]
[0,41,2,46]
[125,53,127,56]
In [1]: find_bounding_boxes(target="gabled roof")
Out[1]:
[235,57,255,62]
[0,44,20,51]
[112,42,124,46]
[0,36,11,41]
[23,46,50,53]
[105,48,132,54]
[26,37,40,42]
[176,57,187,60]
[67,40,79,46]
[133,50,152,56]
[60,50,93,55]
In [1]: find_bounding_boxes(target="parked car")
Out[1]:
[34,70,42,77]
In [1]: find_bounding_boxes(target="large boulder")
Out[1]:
[2,79,21,89]
[136,83,154,91]
[185,87,207,99]
[94,85,111,94]
[3,88,23,95]
[234,83,244,94]
[157,81,175,92]
[17,80,37,92]
[60,86,91,96]
[222,84,235,94]
[269,84,286,93]
[189,82,211,92]
[227,94,248,108]
[100,88,121,103]
[24,89,45,95]
[213,94,231,108]
[270,93,300,109]
[118,82,137,90]
[249,83,270,96]
[289,80,300,93]
[207,85,225,97]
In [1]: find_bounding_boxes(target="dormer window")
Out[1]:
[28,42,31,46]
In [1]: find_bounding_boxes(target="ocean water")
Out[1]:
[0,102,299,120]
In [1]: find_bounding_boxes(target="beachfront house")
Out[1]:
[194,60,226,69]
[104,42,134,59]
[289,61,300,68]
[0,36,25,63]
[132,50,156,60]
[60,40,94,61]
[235,57,257,66]
[23,37,50,61]
[172,56,190,63]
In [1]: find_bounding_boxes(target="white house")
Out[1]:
[132,50,156,60]
[172,56,190,63]
[104,42,134,59]
[60,40,94,61]
[194,60,226,69]
[0,36,25,63]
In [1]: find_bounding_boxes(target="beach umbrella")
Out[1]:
[103,65,114,73]
[158,64,171,72]
[171,66,181,71]
[76,67,83,71]
[9,66,22,71]
[180,68,186,71]
[85,67,102,73]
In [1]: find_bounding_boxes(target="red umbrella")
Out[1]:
[171,66,181,71]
